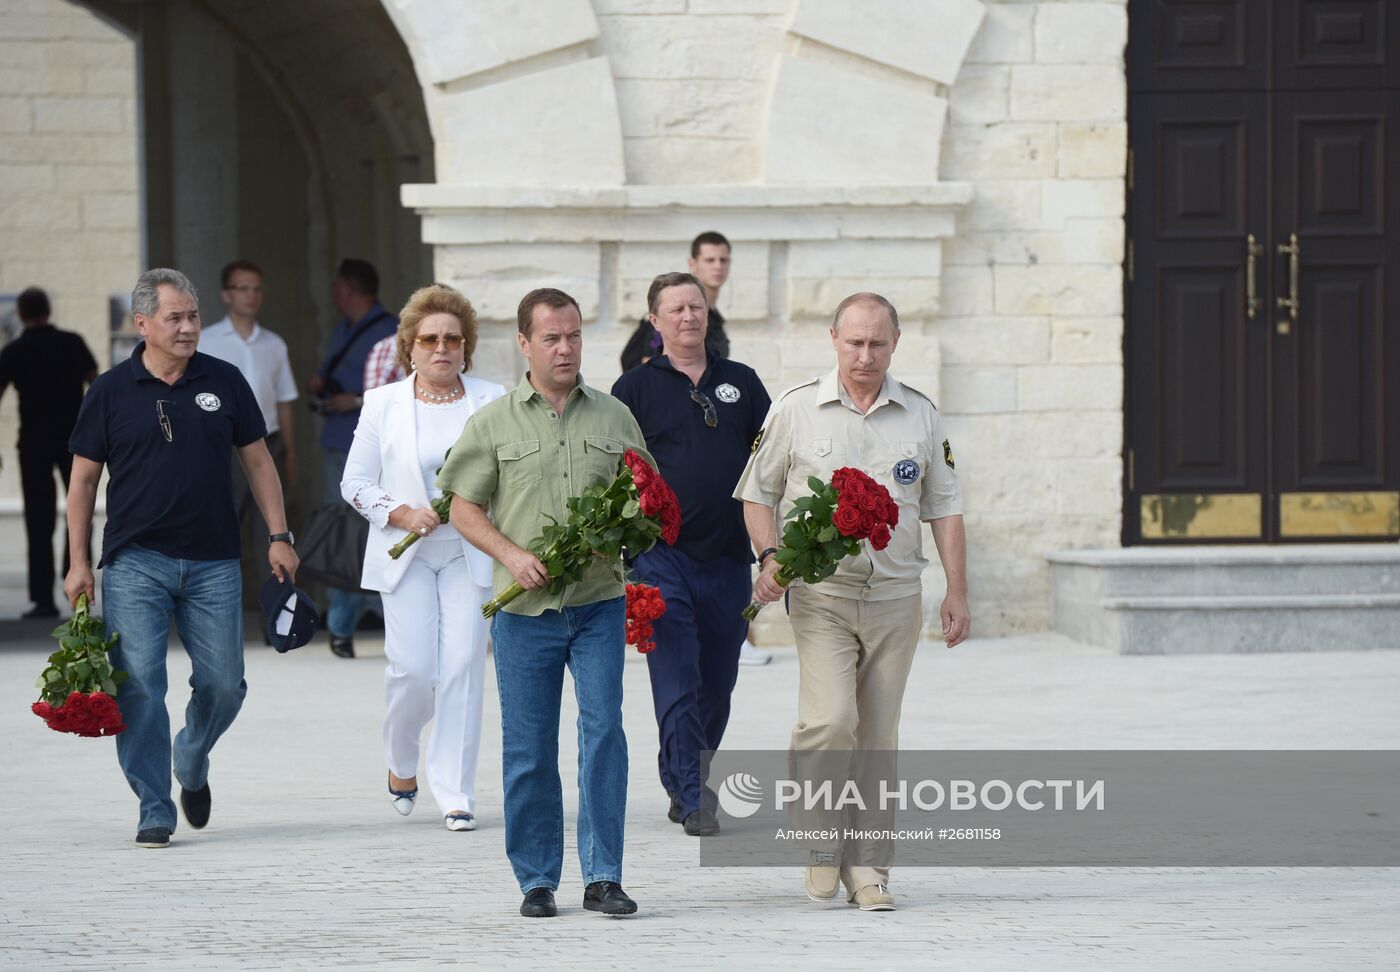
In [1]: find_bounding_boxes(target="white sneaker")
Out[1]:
[739,641,772,666]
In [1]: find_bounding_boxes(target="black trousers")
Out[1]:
[19,443,75,607]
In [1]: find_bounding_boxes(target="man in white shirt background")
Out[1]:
[201,260,299,601]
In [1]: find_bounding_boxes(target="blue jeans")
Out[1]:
[491,597,628,893]
[102,545,246,831]
[323,449,362,637]
[634,546,749,818]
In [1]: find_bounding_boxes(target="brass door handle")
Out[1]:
[1246,233,1263,319]
[1277,233,1299,335]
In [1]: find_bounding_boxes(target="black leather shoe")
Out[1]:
[22,603,58,619]
[520,888,557,918]
[668,792,683,824]
[329,635,355,659]
[135,826,171,848]
[180,783,212,829]
[583,881,637,916]
[683,807,720,836]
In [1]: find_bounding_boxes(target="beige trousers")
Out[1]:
[788,586,921,894]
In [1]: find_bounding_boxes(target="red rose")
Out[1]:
[639,489,662,516]
[858,490,878,512]
[869,522,892,550]
[32,701,53,719]
[65,691,87,710]
[833,503,864,537]
[859,511,877,534]
[884,498,900,527]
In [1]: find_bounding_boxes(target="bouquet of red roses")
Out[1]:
[31,594,127,737]
[482,450,681,618]
[625,582,667,654]
[742,467,899,620]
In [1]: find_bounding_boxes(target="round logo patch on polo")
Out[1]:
[195,393,221,412]
[894,458,920,484]
[715,382,740,404]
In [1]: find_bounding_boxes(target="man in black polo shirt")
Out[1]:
[65,268,299,849]
[611,271,771,836]
[0,287,98,618]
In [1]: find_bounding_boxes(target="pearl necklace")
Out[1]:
[416,381,463,403]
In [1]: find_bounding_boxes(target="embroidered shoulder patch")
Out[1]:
[750,429,765,455]
[943,439,955,470]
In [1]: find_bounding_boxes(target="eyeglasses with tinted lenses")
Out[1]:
[689,389,717,428]
[414,333,465,350]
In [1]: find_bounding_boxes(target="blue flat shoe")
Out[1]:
[388,773,417,816]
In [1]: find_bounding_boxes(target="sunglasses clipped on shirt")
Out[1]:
[156,400,173,442]
[413,333,466,350]
[689,388,717,428]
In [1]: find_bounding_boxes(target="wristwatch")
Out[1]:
[269,531,295,546]
[758,547,779,567]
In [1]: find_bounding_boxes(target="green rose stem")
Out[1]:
[741,565,795,621]
[387,492,454,560]
[480,537,564,619]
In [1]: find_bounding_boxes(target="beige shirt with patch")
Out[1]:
[733,366,962,601]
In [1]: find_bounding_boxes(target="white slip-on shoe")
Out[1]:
[388,774,417,816]
[445,812,476,831]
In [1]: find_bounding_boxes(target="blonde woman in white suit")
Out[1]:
[342,284,505,831]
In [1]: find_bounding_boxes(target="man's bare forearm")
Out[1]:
[66,459,101,568]
[238,442,289,534]
[930,514,968,595]
[450,494,521,561]
[742,500,779,554]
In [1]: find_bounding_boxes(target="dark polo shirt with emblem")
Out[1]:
[611,353,770,564]
[69,342,267,567]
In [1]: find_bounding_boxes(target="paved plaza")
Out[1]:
[2,604,1398,969]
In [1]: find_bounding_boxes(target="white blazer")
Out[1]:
[341,373,505,593]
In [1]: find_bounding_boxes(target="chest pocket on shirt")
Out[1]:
[583,434,625,484]
[496,439,541,488]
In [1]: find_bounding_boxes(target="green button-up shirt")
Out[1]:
[437,372,650,616]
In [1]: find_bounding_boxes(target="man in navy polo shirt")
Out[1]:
[611,271,770,836]
[65,268,299,849]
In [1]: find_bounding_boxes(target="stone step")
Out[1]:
[1047,545,1400,654]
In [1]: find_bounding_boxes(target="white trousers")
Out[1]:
[380,537,490,816]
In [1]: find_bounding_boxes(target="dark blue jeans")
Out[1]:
[491,596,628,893]
[102,545,246,831]
[633,546,749,818]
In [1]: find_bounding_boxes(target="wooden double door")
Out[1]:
[1126,0,1400,542]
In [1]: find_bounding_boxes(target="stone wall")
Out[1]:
[0,0,138,506]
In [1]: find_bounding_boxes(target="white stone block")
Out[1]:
[995,265,1121,316]
[965,2,1033,64]
[33,96,124,133]
[1054,458,1122,515]
[949,218,1124,268]
[1016,364,1122,411]
[591,0,685,11]
[1035,4,1128,64]
[0,96,32,133]
[436,243,601,322]
[1058,122,1127,177]
[787,240,941,279]
[1051,315,1122,364]
[81,192,136,229]
[789,276,941,321]
[54,163,137,193]
[623,135,758,185]
[941,365,1017,413]
[0,195,80,231]
[433,57,624,185]
[1010,65,1125,122]
[948,64,1009,125]
[0,163,52,191]
[935,316,1051,365]
[942,122,1057,180]
[598,14,783,81]
[1041,178,1124,227]
[613,79,765,139]
[687,0,790,12]
[790,0,985,85]
[764,55,947,185]
[937,265,994,317]
[396,0,598,85]
[963,180,1040,230]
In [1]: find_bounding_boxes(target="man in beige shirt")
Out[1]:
[734,292,970,912]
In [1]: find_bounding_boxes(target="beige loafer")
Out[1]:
[849,884,896,911]
[804,851,840,901]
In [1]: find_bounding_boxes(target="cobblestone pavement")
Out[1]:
[3,626,1398,970]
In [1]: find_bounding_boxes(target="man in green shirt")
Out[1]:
[439,288,648,920]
